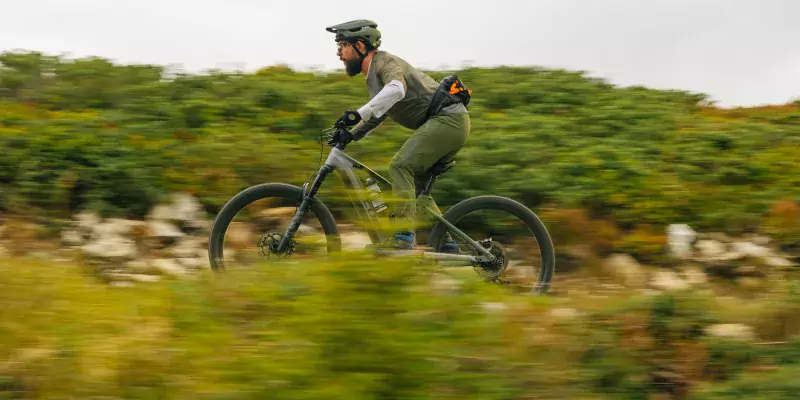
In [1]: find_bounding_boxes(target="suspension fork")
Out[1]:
[276,164,333,253]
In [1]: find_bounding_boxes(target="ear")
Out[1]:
[357,41,368,53]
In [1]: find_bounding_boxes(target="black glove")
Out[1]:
[327,128,354,147]
[336,110,362,128]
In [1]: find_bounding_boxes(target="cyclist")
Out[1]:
[326,19,470,251]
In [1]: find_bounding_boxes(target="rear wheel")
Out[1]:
[208,183,341,272]
[428,195,555,293]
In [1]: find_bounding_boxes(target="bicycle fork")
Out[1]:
[276,164,333,253]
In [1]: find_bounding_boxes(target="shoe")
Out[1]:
[440,232,460,254]
[393,232,416,250]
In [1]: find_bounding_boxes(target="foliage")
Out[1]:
[1,256,798,399]
[1,50,799,251]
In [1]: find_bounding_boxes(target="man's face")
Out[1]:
[337,40,363,77]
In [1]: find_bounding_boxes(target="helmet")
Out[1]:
[326,19,382,49]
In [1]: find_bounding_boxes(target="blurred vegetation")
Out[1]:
[1,255,798,399]
[0,52,800,253]
[1,50,799,257]
[1,49,799,398]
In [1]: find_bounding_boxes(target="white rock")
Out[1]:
[681,266,708,285]
[731,242,771,259]
[706,324,756,342]
[177,257,201,269]
[170,236,205,258]
[147,204,173,221]
[667,224,696,258]
[61,229,85,246]
[171,193,204,223]
[148,220,185,239]
[152,259,188,276]
[764,256,794,268]
[695,240,726,258]
[127,274,161,283]
[74,211,100,231]
[602,253,647,286]
[81,236,138,260]
[651,270,690,291]
[341,232,372,251]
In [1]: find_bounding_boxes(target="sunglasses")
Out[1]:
[337,42,353,52]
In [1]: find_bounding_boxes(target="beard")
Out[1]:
[345,58,362,76]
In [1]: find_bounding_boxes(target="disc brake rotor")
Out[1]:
[258,232,295,258]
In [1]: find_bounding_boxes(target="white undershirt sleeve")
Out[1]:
[357,79,406,121]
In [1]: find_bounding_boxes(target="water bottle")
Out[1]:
[365,178,387,213]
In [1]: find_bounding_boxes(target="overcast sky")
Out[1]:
[1,0,798,107]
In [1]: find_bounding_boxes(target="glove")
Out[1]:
[327,128,354,147]
[336,110,362,128]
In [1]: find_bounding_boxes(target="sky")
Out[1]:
[1,0,798,107]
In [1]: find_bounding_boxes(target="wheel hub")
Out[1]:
[472,239,509,280]
[259,232,295,258]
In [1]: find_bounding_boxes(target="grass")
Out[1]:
[0,253,798,399]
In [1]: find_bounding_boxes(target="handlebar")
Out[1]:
[320,125,353,151]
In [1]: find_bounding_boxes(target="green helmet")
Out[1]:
[326,19,382,50]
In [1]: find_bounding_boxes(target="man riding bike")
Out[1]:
[326,19,471,251]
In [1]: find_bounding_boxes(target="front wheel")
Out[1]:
[428,195,555,293]
[208,183,341,272]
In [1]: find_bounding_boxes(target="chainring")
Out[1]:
[472,239,509,280]
[258,232,295,259]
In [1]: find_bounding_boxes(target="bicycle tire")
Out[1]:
[208,183,341,272]
[428,195,556,293]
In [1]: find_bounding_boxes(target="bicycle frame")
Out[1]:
[278,143,495,264]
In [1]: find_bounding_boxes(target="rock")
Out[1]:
[695,240,726,258]
[706,324,756,342]
[147,193,205,227]
[74,211,101,231]
[667,224,696,258]
[147,205,173,221]
[151,259,188,276]
[764,256,794,268]
[341,231,372,251]
[81,236,137,260]
[61,229,85,246]
[731,242,771,259]
[94,219,144,238]
[147,220,185,242]
[706,232,733,243]
[127,274,161,283]
[124,260,153,273]
[602,253,647,286]
[109,281,135,288]
[749,235,771,246]
[170,236,205,259]
[681,266,708,285]
[171,193,204,223]
[651,270,690,291]
[177,257,201,269]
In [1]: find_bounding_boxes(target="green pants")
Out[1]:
[388,112,470,234]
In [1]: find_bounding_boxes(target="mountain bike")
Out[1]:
[207,123,556,293]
